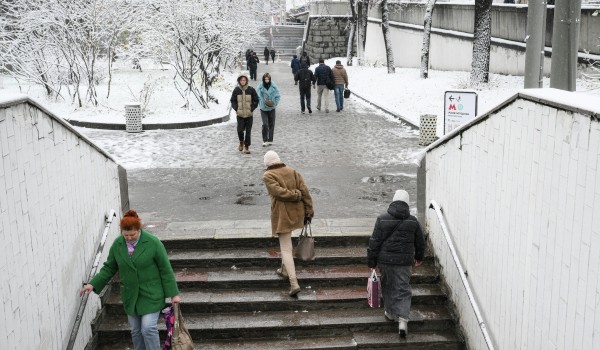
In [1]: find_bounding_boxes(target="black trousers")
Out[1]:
[260,109,276,142]
[237,116,253,146]
[299,86,312,112]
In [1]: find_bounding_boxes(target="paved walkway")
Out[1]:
[78,62,423,224]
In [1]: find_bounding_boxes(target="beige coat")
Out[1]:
[332,64,348,86]
[263,164,314,236]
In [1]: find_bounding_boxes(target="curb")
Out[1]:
[351,91,419,129]
[66,113,230,130]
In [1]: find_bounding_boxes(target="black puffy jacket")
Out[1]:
[367,201,425,267]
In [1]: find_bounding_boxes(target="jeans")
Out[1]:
[127,311,161,350]
[334,84,345,110]
[316,85,330,111]
[249,67,257,80]
[380,264,412,321]
[260,109,276,142]
[299,86,312,112]
[237,116,253,146]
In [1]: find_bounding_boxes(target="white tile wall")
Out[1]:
[425,94,600,350]
[0,100,122,349]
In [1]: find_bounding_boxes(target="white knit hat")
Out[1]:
[264,150,281,167]
[392,190,409,203]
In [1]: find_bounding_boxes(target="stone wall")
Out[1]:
[304,16,354,62]
[419,89,600,350]
[0,95,125,349]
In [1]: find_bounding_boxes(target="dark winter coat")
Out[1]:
[263,163,314,237]
[264,47,270,59]
[294,67,316,89]
[230,74,259,118]
[88,230,179,316]
[300,54,310,67]
[367,201,425,268]
[248,55,259,70]
[291,57,301,74]
[270,49,276,59]
[314,63,333,85]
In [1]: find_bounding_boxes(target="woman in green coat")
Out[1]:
[80,210,180,350]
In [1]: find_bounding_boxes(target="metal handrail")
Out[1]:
[66,209,117,350]
[428,200,495,350]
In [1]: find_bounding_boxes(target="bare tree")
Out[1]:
[470,0,493,84]
[380,0,395,73]
[420,0,437,78]
[355,0,370,66]
[346,0,357,66]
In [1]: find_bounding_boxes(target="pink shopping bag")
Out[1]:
[367,270,382,308]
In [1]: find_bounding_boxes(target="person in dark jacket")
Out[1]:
[313,59,333,113]
[294,63,316,114]
[264,47,270,65]
[367,189,425,338]
[290,55,301,84]
[246,49,251,69]
[270,48,276,63]
[299,51,310,67]
[248,52,259,81]
[230,73,259,154]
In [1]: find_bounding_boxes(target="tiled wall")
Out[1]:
[423,91,600,349]
[0,98,123,349]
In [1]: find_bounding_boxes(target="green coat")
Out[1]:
[89,230,179,316]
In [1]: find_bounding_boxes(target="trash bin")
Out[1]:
[125,102,143,133]
[419,114,437,146]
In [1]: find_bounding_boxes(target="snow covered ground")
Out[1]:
[1,57,599,132]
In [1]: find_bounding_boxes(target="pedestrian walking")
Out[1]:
[332,60,349,112]
[257,72,281,147]
[367,190,425,338]
[80,210,180,350]
[230,73,259,154]
[290,55,301,85]
[314,58,333,113]
[270,48,276,63]
[300,51,311,67]
[263,47,270,65]
[294,62,316,114]
[262,150,314,297]
[248,52,259,81]
[245,49,251,70]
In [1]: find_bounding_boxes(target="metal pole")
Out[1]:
[550,0,582,91]
[524,0,547,88]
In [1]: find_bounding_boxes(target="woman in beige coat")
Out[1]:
[263,150,314,296]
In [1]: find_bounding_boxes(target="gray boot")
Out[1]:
[276,264,288,279]
[289,277,301,297]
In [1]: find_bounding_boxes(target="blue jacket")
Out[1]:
[256,81,281,111]
[314,63,333,85]
[290,57,301,74]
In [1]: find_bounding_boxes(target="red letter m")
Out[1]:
[448,104,456,110]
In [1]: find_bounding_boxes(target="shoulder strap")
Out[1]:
[381,219,404,244]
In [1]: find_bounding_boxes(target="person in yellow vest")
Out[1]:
[80,210,180,350]
[230,73,259,154]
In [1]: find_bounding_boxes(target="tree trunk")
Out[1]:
[420,0,437,78]
[470,0,493,84]
[381,0,395,73]
[356,0,365,66]
[346,0,357,66]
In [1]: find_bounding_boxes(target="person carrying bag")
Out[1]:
[295,223,315,261]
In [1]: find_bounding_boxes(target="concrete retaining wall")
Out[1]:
[420,89,600,349]
[0,95,125,349]
[304,16,353,61]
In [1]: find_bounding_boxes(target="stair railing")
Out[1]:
[66,209,117,350]
[429,200,495,350]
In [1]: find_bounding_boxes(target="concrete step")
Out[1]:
[161,235,371,250]
[98,330,463,350]
[109,263,439,289]
[96,305,456,344]
[104,284,447,315]
[166,245,433,268]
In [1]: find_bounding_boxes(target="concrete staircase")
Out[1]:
[90,227,464,349]
[252,25,305,59]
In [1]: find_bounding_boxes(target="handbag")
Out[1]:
[172,303,194,350]
[264,99,274,108]
[325,76,335,90]
[343,88,351,99]
[367,270,382,308]
[295,223,315,261]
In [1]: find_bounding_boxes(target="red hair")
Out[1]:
[120,210,141,231]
